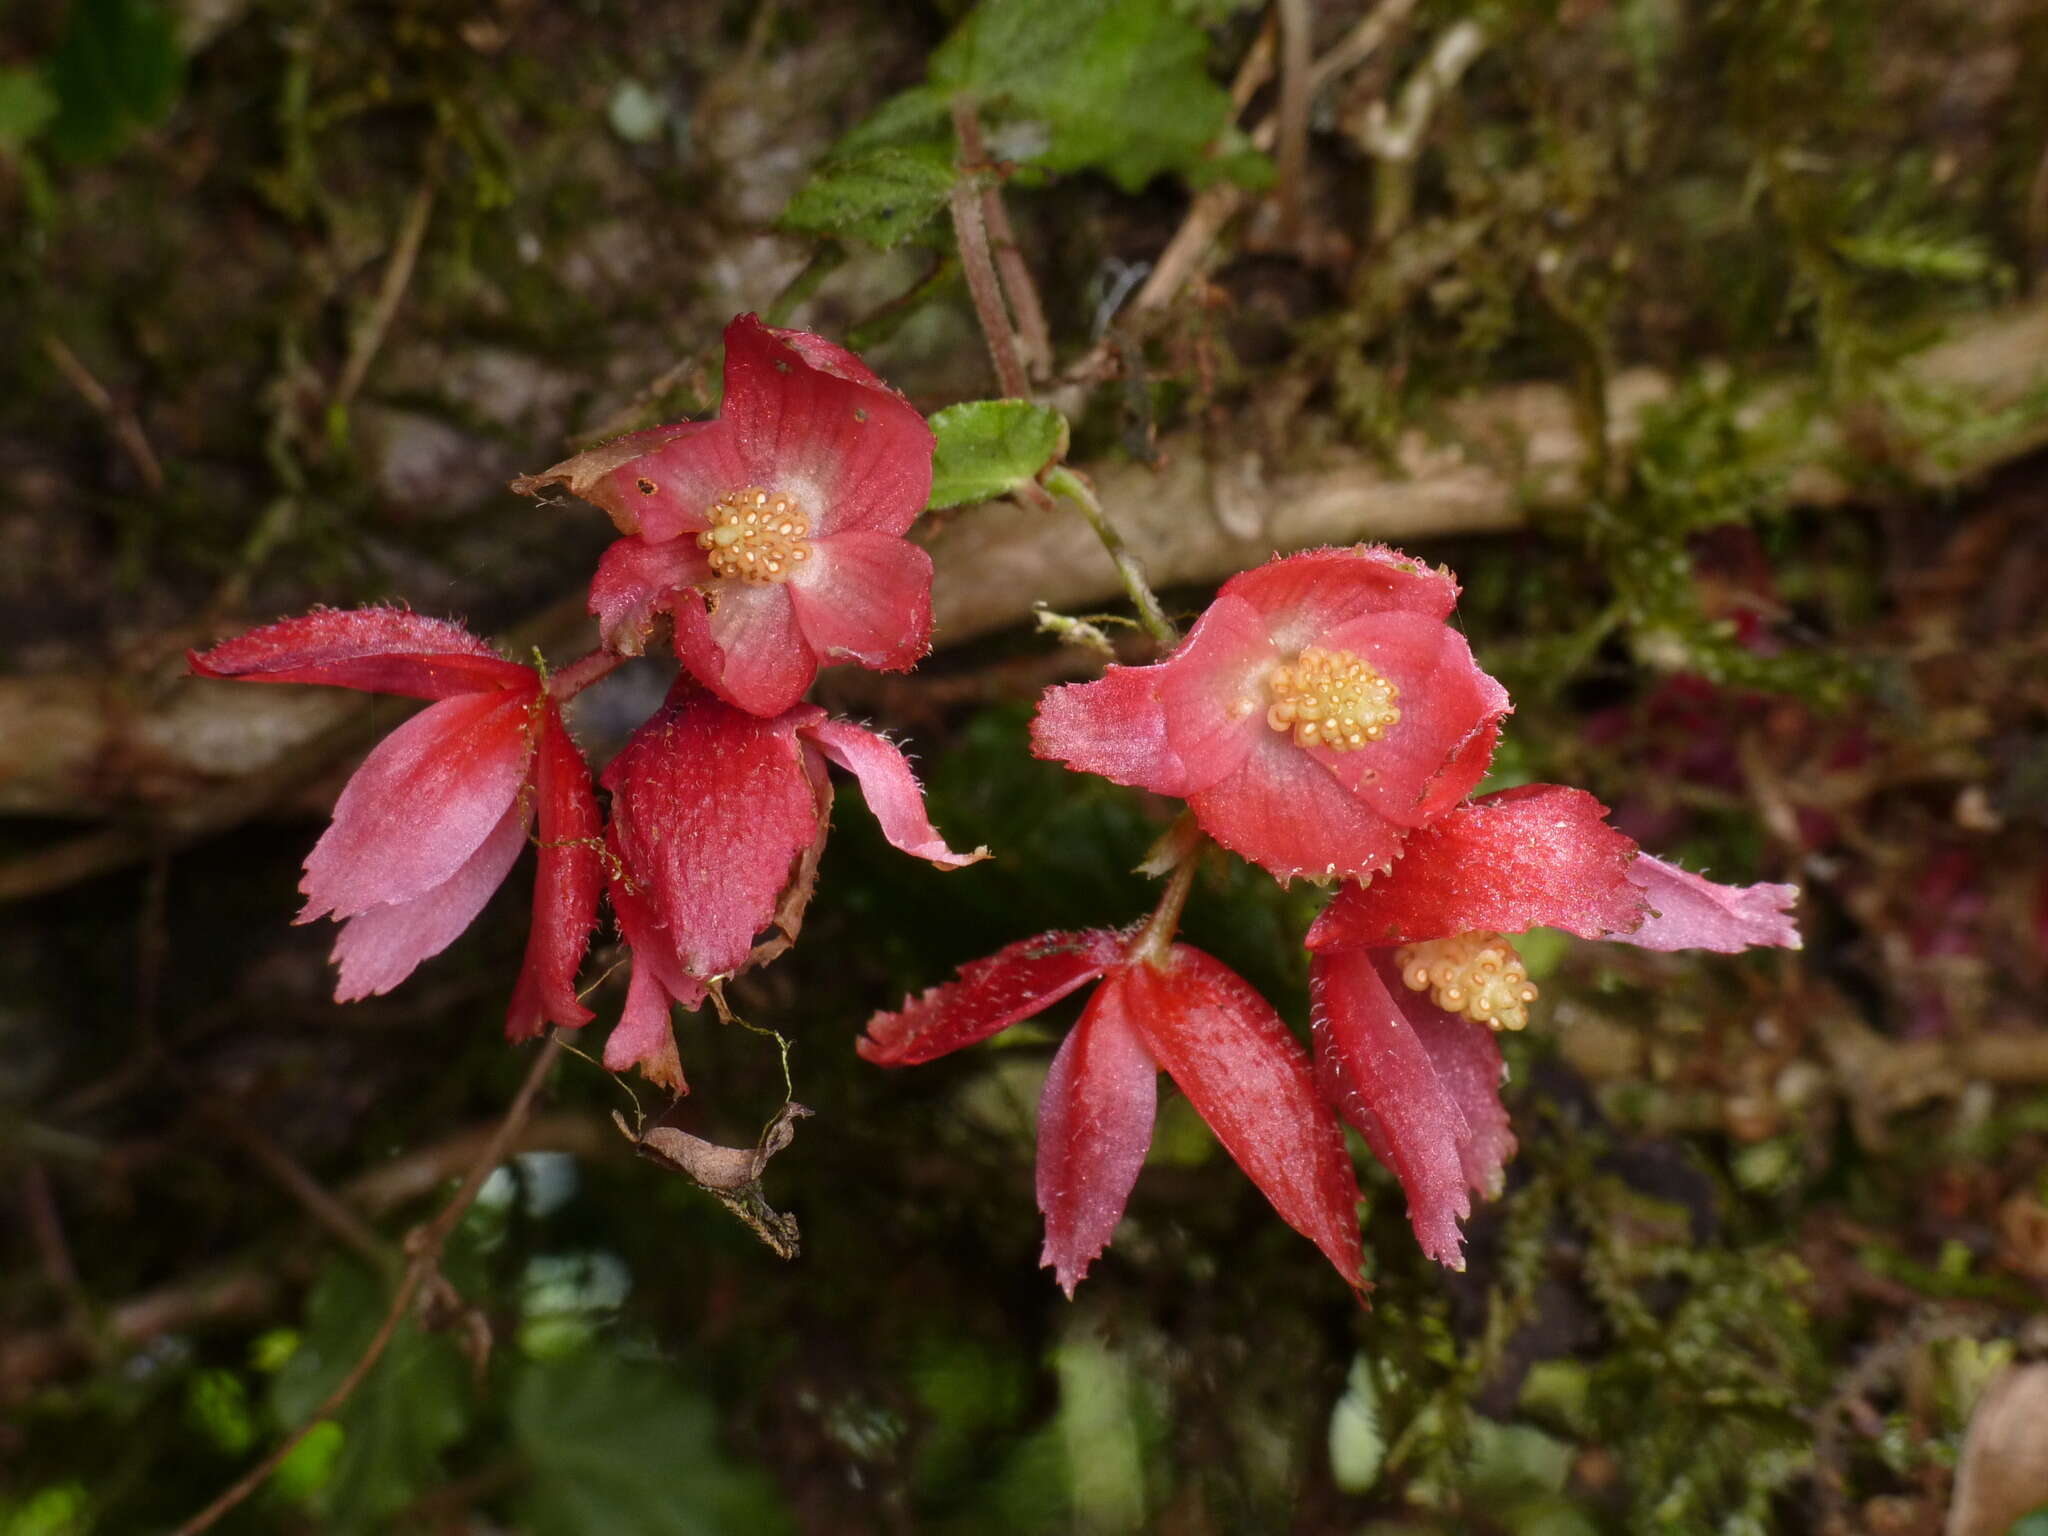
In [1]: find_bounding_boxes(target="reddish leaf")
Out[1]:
[507,704,603,1038]
[1310,948,1475,1269]
[1126,946,1366,1291]
[189,607,532,699]
[859,930,1125,1066]
[1036,976,1159,1297]
[1307,784,1645,950]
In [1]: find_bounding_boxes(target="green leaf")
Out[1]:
[511,1350,793,1536]
[780,142,957,250]
[45,0,184,163]
[0,69,58,150]
[930,0,1234,191]
[269,1261,470,1532]
[927,399,1068,509]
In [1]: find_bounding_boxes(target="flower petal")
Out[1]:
[859,930,1125,1066]
[1036,977,1159,1298]
[190,607,533,699]
[1310,948,1475,1268]
[800,718,988,868]
[514,420,749,543]
[1155,593,1280,793]
[506,704,603,1039]
[1308,610,1510,826]
[719,314,935,539]
[1376,956,1516,1205]
[1307,784,1645,949]
[1618,855,1802,953]
[330,794,530,1002]
[1186,730,1406,883]
[1220,545,1461,649]
[601,683,823,981]
[588,536,711,656]
[1125,946,1366,1291]
[671,581,817,717]
[787,530,934,672]
[301,689,534,922]
[1031,663,1189,796]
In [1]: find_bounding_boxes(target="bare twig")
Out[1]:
[954,105,1054,381]
[332,174,437,415]
[39,332,166,493]
[168,1034,565,1536]
[949,100,1032,399]
[1272,0,1313,242]
[22,1164,97,1358]
[202,1103,395,1272]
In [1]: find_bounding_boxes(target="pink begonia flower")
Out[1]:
[1303,783,1801,1269]
[515,314,937,718]
[1032,547,1510,883]
[188,609,602,1037]
[601,679,985,1090]
[860,932,1366,1297]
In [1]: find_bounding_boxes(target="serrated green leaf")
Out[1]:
[930,0,1233,191]
[927,399,1068,509]
[269,1261,470,1532]
[45,0,183,163]
[511,1351,792,1536]
[0,69,58,149]
[780,143,958,250]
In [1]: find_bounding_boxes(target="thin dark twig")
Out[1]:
[168,1033,566,1536]
[1273,0,1312,242]
[39,332,166,493]
[953,103,1052,379]
[333,173,437,414]
[202,1104,397,1273]
[948,99,1032,399]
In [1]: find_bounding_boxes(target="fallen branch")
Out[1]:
[1,301,2045,856]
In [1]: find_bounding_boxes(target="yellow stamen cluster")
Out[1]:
[1265,647,1401,753]
[1394,932,1538,1033]
[697,487,812,584]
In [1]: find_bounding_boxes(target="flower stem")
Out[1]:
[545,647,626,702]
[1130,813,1203,969]
[1041,465,1178,650]
[948,100,1032,401]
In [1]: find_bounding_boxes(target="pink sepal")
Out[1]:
[601,683,825,983]
[1128,946,1367,1293]
[1030,664,1188,795]
[189,607,532,699]
[300,689,535,923]
[859,930,1125,1066]
[1619,855,1802,953]
[588,536,710,655]
[1309,611,1510,825]
[719,314,934,539]
[801,718,988,869]
[789,531,934,672]
[1310,948,1477,1269]
[1186,733,1406,884]
[1307,784,1646,950]
[1221,545,1460,643]
[506,704,602,1038]
[671,582,816,718]
[1036,977,1159,1298]
[330,795,531,1002]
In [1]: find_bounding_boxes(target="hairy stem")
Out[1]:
[1041,465,1177,649]
[948,99,1032,399]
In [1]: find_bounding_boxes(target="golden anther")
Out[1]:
[1265,647,1400,753]
[1393,931,1539,1033]
[696,487,813,585]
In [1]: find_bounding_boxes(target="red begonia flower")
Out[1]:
[1032,547,1510,882]
[189,609,602,1035]
[600,679,984,1088]
[1302,782,1800,1267]
[517,314,936,717]
[861,932,1366,1297]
